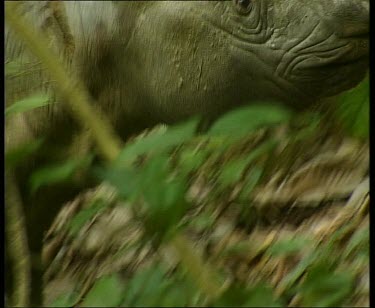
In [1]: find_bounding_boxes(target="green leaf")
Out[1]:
[214,282,283,307]
[266,236,311,257]
[50,291,79,307]
[221,242,251,256]
[5,138,44,167]
[299,262,354,307]
[278,254,317,292]
[122,265,170,306]
[124,267,201,306]
[218,139,276,188]
[116,118,198,165]
[343,226,369,258]
[5,59,24,77]
[5,93,52,117]
[158,281,196,306]
[81,275,124,307]
[102,155,189,241]
[243,283,284,307]
[217,158,249,186]
[177,148,207,175]
[292,112,321,141]
[337,75,369,139]
[190,213,216,232]
[140,156,189,240]
[29,155,93,192]
[67,200,108,236]
[209,104,292,137]
[239,166,263,200]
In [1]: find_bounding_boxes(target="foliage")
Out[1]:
[297,262,353,307]
[44,97,367,307]
[5,93,52,117]
[5,10,368,305]
[336,74,369,139]
[214,282,284,307]
[7,89,369,306]
[5,138,45,168]
[29,155,94,193]
[208,104,292,137]
[5,59,25,77]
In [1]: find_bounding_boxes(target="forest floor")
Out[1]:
[43,123,369,307]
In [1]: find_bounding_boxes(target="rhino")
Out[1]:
[6,0,369,137]
[5,0,369,305]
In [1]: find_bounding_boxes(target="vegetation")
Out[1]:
[5,2,369,307]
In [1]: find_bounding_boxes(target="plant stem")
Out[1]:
[5,2,224,303]
[5,1,122,162]
[170,233,224,301]
[5,171,31,307]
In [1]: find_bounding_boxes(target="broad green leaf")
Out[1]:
[5,138,44,167]
[5,59,24,77]
[292,112,321,141]
[102,155,189,241]
[177,148,207,175]
[50,291,79,307]
[67,200,108,236]
[239,166,263,200]
[140,156,189,240]
[266,236,312,257]
[209,104,292,137]
[214,283,249,306]
[218,139,276,188]
[125,268,201,306]
[116,118,198,164]
[122,265,170,306]
[190,213,216,232]
[278,254,317,292]
[158,281,194,306]
[217,158,249,186]
[219,242,253,257]
[243,283,284,307]
[81,275,124,307]
[97,165,140,200]
[299,262,354,307]
[337,75,369,139]
[343,226,369,258]
[29,155,93,192]
[214,282,283,307]
[5,93,52,117]
[122,267,155,305]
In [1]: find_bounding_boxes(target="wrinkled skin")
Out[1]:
[6,0,369,138]
[84,0,369,131]
[5,0,369,305]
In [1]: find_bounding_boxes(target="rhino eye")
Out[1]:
[233,0,252,14]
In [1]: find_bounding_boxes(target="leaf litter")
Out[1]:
[42,123,369,307]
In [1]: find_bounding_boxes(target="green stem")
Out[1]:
[5,2,122,162]
[5,171,31,307]
[170,233,224,301]
[5,2,224,303]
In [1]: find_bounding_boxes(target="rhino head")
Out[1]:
[229,0,370,104]
[5,1,369,132]
[108,0,368,125]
